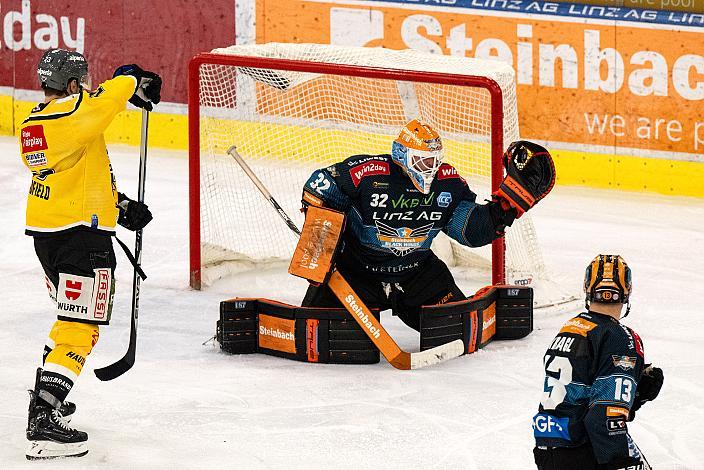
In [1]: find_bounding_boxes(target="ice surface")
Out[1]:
[1,136,702,469]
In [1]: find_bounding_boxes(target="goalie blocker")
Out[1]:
[216,287,532,364]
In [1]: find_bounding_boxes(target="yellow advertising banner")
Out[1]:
[256,0,704,158]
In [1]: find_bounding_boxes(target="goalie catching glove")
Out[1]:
[494,141,556,219]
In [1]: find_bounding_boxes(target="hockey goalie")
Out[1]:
[218,120,555,368]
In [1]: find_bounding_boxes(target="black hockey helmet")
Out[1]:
[37,49,89,92]
[584,254,632,315]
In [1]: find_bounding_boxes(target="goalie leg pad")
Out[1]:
[217,299,380,364]
[494,286,533,340]
[419,286,533,354]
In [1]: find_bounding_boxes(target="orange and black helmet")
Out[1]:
[584,254,632,313]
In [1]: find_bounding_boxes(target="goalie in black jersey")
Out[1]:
[300,119,555,331]
[533,255,664,470]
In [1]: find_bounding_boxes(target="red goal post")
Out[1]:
[188,51,507,291]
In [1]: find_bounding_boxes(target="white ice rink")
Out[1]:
[1,136,703,469]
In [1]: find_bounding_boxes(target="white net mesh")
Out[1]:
[194,43,575,307]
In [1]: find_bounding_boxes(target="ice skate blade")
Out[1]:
[26,440,88,460]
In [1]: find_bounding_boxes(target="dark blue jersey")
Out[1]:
[302,154,499,280]
[533,311,645,465]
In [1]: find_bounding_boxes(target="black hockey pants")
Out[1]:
[302,252,466,331]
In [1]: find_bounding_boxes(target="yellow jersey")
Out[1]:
[19,75,137,236]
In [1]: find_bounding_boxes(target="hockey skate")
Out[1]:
[26,390,88,460]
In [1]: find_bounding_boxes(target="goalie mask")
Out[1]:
[391,120,444,194]
[37,49,90,92]
[584,254,632,316]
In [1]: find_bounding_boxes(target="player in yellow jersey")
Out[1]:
[19,48,161,460]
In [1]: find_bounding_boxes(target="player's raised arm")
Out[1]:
[445,141,556,248]
[73,64,162,145]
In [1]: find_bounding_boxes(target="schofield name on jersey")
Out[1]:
[28,180,50,200]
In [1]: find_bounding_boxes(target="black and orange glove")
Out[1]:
[493,141,556,219]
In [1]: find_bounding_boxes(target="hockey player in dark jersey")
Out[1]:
[300,119,555,331]
[533,255,664,470]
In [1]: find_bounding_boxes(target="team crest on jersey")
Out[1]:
[375,221,433,256]
[611,355,637,370]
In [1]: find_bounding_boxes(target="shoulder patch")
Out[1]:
[611,355,637,370]
[349,160,389,187]
[628,327,644,358]
[302,191,323,207]
[437,164,464,181]
[21,125,49,154]
[559,317,598,337]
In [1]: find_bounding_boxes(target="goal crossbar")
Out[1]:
[188,52,507,290]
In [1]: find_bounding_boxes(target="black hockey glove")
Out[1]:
[494,140,555,219]
[630,365,664,420]
[117,192,153,231]
[113,64,162,111]
[487,197,517,238]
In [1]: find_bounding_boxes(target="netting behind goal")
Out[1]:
[189,43,574,307]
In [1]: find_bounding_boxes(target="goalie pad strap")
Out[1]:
[217,299,380,364]
[419,286,533,354]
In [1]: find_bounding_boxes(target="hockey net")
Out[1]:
[189,43,576,308]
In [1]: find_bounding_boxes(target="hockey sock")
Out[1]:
[41,321,99,405]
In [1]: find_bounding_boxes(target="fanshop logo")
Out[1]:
[259,325,295,342]
[350,161,390,186]
[344,294,380,339]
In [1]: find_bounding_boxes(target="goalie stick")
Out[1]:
[227,145,464,370]
[94,109,149,381]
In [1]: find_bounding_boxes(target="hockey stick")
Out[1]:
[94,108,149,381]
[227,146,464,370]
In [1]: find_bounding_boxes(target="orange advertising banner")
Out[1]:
[256,1,704,157]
